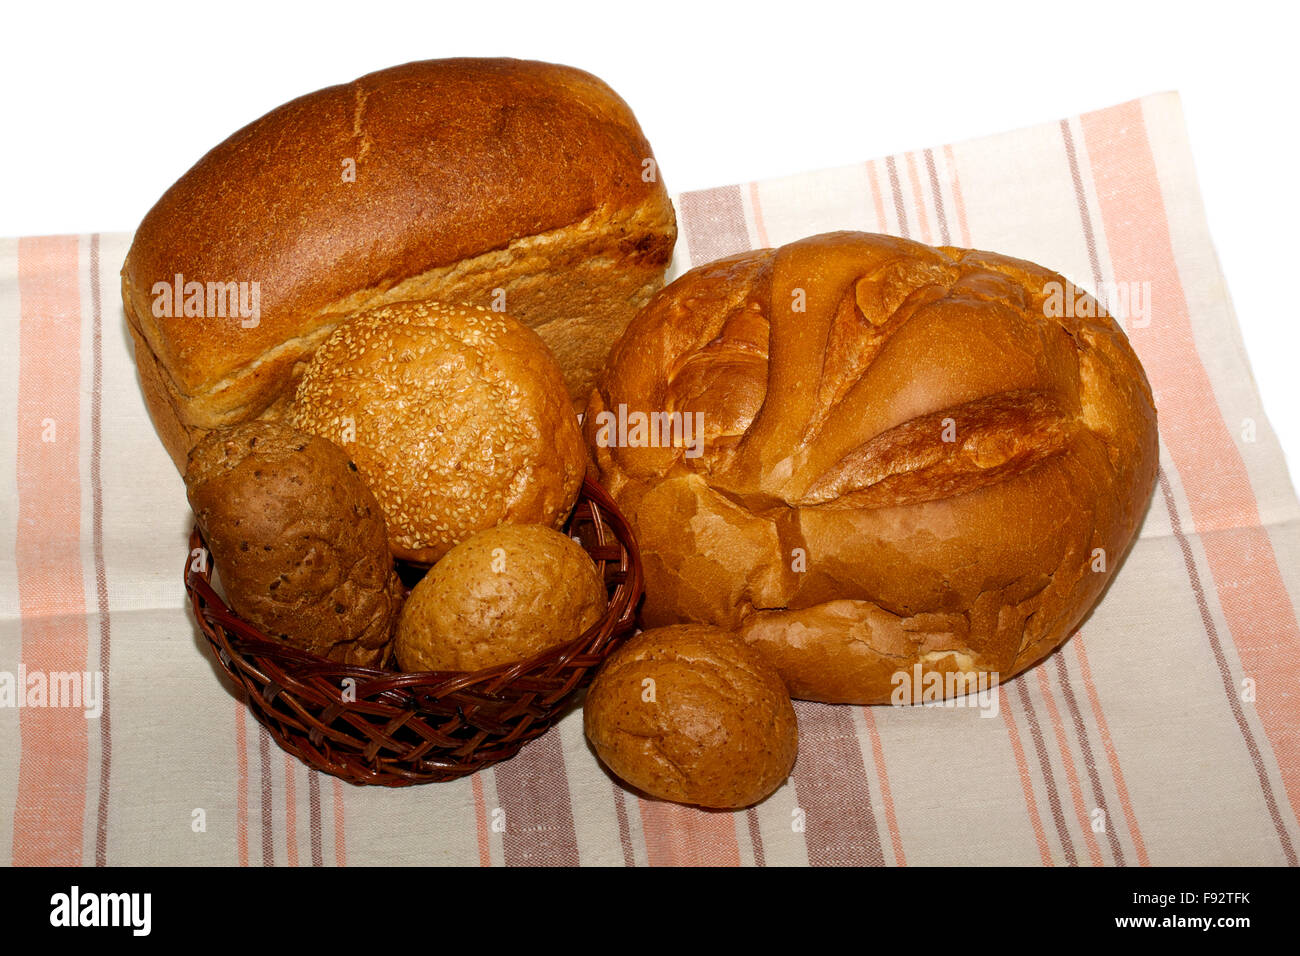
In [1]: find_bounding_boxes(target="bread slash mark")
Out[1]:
[800,389,1075,509]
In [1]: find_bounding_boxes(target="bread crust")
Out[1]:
[394,524,606,672]
[122,58,676,470]
[586,232,1159,704]
[184,422,400,667]
[583,624,798,809]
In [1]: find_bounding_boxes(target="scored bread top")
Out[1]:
[593,231,1155,506]
[122,57,666,425]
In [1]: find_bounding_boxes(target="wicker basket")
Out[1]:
[184,478,643,786]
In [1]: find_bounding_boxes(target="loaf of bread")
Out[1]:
[122,57,677,472]
[585,231,1159,705]
[584,625,798,809]
[184,421,401,667]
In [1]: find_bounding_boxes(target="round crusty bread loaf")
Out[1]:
[288,300,587,564]
[584,625,798,809]
[121,57,677,472]
[184,421,401,667]
[585,231,1159,705]
[394,524,606,673]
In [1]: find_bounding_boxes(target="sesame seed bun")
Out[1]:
[288,300,586,563]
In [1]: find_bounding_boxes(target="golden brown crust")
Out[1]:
[394,524,606,672]
[121,57,676,469]
[583,624,798,809]
[586,232,1159,704]
[288,301,587,563]
[184,421,400,667]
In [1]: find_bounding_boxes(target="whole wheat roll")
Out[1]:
[584,624,798,809]
[585,231,1159,705]
[184,421,401,668]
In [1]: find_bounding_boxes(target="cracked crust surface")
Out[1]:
[585,232,1159,704]
[184,421,400,667]
[583,625,798,809]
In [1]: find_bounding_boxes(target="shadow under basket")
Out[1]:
[184,478,644,787]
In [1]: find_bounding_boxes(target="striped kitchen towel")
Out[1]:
[1,91,1297,866]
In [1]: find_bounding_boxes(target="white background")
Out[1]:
[3,0,1297,484]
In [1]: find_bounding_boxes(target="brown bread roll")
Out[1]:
[394,524,606,673]
[184,421,401,667]
[583,625,798,809]
[121,57,677,472]
[288,300,587,564]
[586,231,1159,705]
